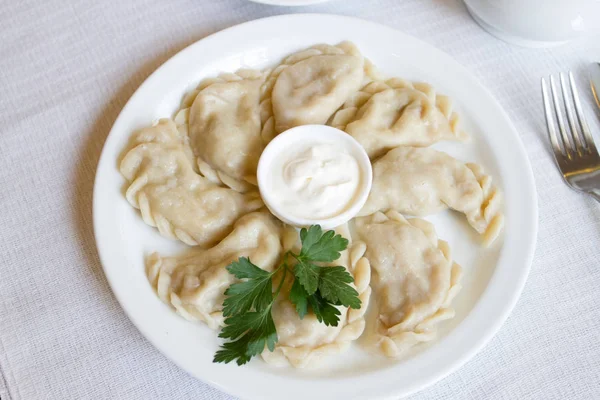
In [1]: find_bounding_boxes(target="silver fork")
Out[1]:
[541,71,600,202]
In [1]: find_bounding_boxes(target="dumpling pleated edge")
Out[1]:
[329,77,470,151]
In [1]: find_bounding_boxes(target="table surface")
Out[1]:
[1,1,600,399]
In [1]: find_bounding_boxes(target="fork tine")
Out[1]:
[559,73,585,155]
[550,75,573,158]
[542,77,565,161]
[568,71,599,155]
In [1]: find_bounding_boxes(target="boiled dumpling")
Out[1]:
[261,224,371,368]
[329,78,468,159]
[120,119,263,247]
[260,42,376,142]
[147,212,282,330]
[174,69,265,192]
[354,211,462,357]
[359,146,504,246]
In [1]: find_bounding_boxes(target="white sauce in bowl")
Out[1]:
[257,125,372,229]
[270,143,361,219]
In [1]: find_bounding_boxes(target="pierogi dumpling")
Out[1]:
[260,42,374,142]
[174,69,265,192]
[147,212,282,330]
[261,224,371,368]
[120,119,263,247]
[354,211,462,357]
[359,146,504,246]
[329,78,468,159]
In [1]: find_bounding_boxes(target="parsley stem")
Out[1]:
[273,262,288,300]
[278,251,296,276]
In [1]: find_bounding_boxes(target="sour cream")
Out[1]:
[271,143,361,219]
[257,125,372,229]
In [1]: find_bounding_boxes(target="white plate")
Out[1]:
[93,14,538,400]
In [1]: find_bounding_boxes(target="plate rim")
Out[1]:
[93,13,538,400]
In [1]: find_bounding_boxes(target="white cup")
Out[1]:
[464,0,600,47]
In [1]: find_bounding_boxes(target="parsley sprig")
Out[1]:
[213,225,361,366]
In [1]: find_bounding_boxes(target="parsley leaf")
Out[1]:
[212,337,252,366]
[226,257,271,279]
[289,275,343,327]
[318,266,361,309]
[307,290,342,327]
[222,258,273,317]
[289,279,309,318]
[293,259,320,294]
[299,225,349,262]
[214,308,278,366]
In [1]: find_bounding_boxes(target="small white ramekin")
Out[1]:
[257,125,372,230]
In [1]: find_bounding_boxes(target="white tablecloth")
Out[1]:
[1,0,600,399]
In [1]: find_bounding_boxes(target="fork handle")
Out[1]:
[589,190,600,203]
